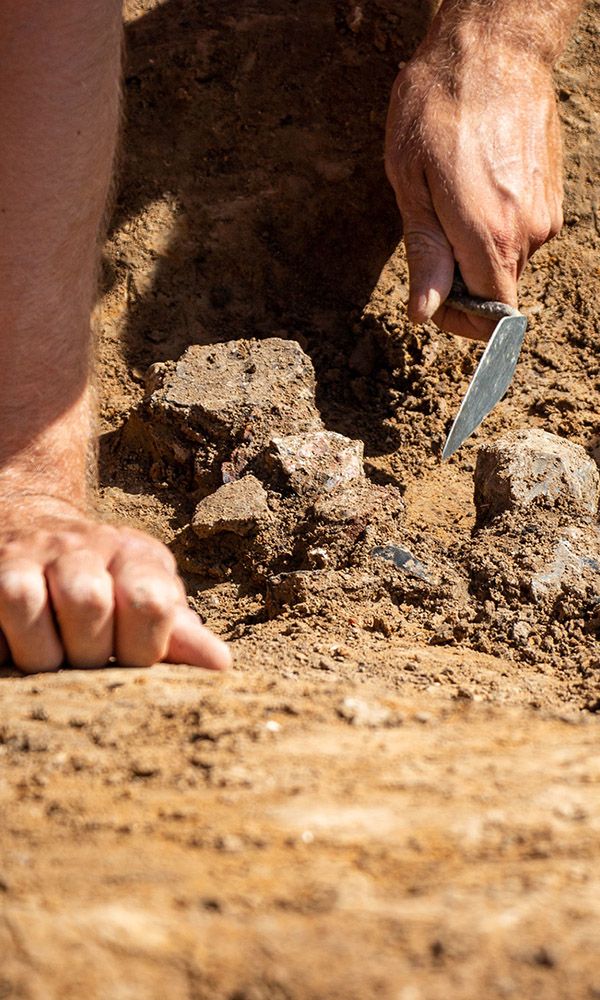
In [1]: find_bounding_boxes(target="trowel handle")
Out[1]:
[446,267,522,320]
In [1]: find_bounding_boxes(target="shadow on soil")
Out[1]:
[103,1,436,464]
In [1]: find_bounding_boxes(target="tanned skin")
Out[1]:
[0,1,583,672]
[386,0,585,339]
[0,2,230,673]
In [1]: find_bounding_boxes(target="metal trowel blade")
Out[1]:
[442,314,528,461]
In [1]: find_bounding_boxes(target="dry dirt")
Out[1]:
[2,1,600,997]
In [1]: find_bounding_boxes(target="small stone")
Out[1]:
[511,620,531,643]
[317,657,336,671]
[68,716,88,728]
[130,758,161,778]
[337,696,396,728]
[530,526,600,602]
[192,475,271,539]
[372,543,432,582]
[262,430,364,495]
[29,706,48,722]
[214,833,244,853]
[414,712,433,724]
[474,429,599,523]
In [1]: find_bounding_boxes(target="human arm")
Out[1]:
[385,0,585,340]
[0,1,230,673]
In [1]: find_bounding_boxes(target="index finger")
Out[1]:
[432,303,496,342]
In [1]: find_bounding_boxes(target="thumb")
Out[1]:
[402,193,455,324]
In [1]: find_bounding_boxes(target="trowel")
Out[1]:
[441,273,528,461]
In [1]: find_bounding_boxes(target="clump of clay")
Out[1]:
[125,338,474,638]
[125,338,323,490]
[192,476,271,539]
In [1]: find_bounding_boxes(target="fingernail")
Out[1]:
[423,289,441,318]
[214,639,232,670]
[412,290,440,322]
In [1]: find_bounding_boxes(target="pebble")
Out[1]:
[337,696,396,728]
[214,833,245,853]
[130,758,161,778]
[371,543,432,582]
[192,475,271,539]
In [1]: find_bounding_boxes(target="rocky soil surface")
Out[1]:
[2,1,600,997]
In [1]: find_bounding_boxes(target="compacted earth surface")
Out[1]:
[2,1,600,997]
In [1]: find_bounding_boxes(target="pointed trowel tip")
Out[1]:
[441,437,456,463]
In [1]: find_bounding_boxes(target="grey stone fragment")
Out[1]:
[263,430,364,495]
[474,429,599,523]
[371,544,432,582]
[147,338,322,444]
[529,526,600,603]
[192,475,271,539]
[134,338,324,487]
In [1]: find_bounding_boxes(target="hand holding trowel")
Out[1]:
[441,270,528,461]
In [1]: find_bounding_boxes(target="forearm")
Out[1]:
[0,1,122,495]
[428,0,584,67]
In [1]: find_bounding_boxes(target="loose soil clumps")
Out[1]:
[125,343,600,667]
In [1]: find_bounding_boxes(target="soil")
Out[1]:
[2,1,600,997]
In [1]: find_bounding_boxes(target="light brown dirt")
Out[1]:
[2,1,600,997]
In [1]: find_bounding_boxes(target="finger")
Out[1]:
[111,556,180,667]
[0,560,63,673]
[46,551,114,669]
[432,304,496,343]
[399,176,456,324]
[428,181,520,311]
[166,604,231,671]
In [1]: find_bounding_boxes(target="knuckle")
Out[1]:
[404,224,447,260]
[120,531,176,570]
[489,229,521,267]
[59,574,112,617]
[126,581,175,624]
[94,524,120,548]
[0,568,42,615]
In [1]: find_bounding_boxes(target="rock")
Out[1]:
[128,338,323,487]
[261,430,364,495]
[371,543,432,582]
[266,569,338,613]
[529,526,600,603]
[311,479,402,525]
[474,429,599,523]
[337,696,398,728]
[213,833,245,853]
[296,480,404,570]
[130,757,161,778]
[191,475,271,539]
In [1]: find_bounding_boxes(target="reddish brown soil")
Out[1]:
[2,1,600,997]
